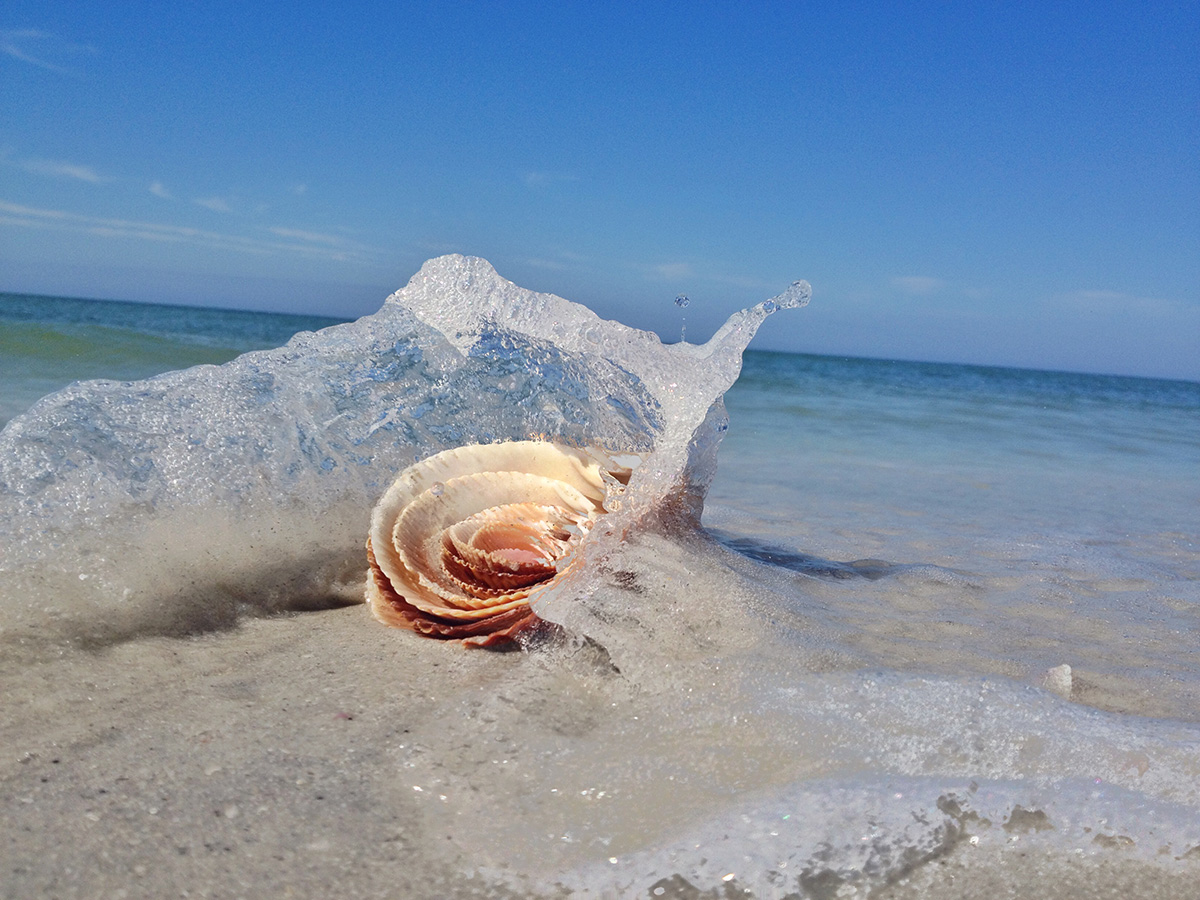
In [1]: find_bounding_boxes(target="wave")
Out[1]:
[2,256,1197,897]
[0,254,807,651]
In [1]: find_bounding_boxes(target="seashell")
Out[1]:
[366,441,639,647]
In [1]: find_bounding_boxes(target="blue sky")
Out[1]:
[2,2,1197,380]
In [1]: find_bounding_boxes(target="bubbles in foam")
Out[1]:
[3,258,1199,896]
[779,278,813,309]
[0,255,801,649]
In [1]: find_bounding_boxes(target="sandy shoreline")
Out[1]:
[4,583,1198,899]
[2,605,520,898]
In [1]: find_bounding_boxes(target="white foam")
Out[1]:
[4,258,1197,895]
[0,255,806,649]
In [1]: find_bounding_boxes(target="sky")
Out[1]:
[2,2,1198,381]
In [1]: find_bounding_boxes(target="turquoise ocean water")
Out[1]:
[7,285,1198,712]
[4,288,1199,714]
[0,292,346,426]
[2,274,1199,896]
[710,350,1200,719]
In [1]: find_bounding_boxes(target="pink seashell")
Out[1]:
[366,441,638,647]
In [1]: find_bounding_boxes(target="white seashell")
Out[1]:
[1042,663,1073,699]
[366,441,639,646]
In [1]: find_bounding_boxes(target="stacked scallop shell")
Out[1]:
[366,441,638,646]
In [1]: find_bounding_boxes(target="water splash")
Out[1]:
[674,293,690,342]
[0,255,807,650]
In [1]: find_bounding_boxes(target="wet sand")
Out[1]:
[5,594,1198,899]
[2,606,506,899]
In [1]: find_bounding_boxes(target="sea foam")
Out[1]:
[0,254,806,650]
[2,257,1197,898]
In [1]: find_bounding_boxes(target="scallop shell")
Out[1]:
[366,441,638,646]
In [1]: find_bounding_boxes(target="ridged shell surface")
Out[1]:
[366,441,637,646]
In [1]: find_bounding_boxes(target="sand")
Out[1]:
[4,547,1197,899]
[2,606,525,898]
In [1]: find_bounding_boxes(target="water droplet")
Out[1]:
[430,482,445,496]
[770,278,812,309]
[674,294,690,308]
[762,300,778,313]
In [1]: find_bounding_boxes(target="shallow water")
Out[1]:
[707,351,1200,721]
[1,259,1198,898]
[0,291,345,427]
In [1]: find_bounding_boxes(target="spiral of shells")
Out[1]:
[366,441,638,647]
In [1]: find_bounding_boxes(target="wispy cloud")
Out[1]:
[650,262,693,281]
[267,226,349,247]
[1058,288,1199,319]
[892,275,944,295]
[17,156,110,183]
[149,181,173,199]
[290,183,308,196]
[0,199,377,264]
[193,195,233,213]
[0,29,95,74]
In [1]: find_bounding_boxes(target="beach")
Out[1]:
[3,257,1199,898]
[6,600,1199,900]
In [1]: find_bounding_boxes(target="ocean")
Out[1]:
[1,258,1198,899]
[0,291,347,427]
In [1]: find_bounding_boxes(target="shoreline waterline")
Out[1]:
[2,260,1197,897]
